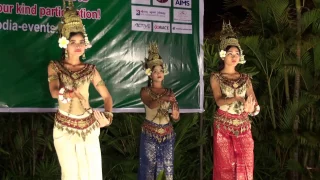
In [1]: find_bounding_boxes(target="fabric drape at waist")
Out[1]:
[141,120,174,143]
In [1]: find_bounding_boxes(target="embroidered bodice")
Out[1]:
[145,102,171,123]
[212,73,250,114]
[49,60,95,115]
[143,87,171,124]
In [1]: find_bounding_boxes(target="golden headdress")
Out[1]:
[58,0,91,48]
[219,21,241,51]
[144,42,169,75]
[219,21,246,64]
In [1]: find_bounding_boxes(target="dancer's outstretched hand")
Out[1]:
[244,95,255,113]
[94,110,111,127]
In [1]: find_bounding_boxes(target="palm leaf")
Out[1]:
[301,8,320,34]
[266,0,290,32]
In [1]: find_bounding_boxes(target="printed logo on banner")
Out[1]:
[132,5,170,22]
[172,23,192,34]
[153,22,170,33]
[174,0,191,8]
[153,0,171,7]
[173,9,191,23]
[131,0,151,5]
[132,21,152,32]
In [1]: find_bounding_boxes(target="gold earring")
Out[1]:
[65,49,68,59]
[82,53,86,59]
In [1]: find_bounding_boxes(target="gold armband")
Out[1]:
[96,80,105,87]
[48,75,58,82]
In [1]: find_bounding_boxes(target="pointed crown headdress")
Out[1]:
[219,21,241,51]
[219,21,246,64]
[144,42,169,75]
[58,0,91,48]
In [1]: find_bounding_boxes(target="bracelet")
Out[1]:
[103,111,113,118]
[103,111,113,125]
[58,87,71,104]
[249,105,260,116]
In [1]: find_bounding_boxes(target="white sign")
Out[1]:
[131,0,151,5]
[174,9,192,23]
[171,23,192,34]
[132,21,152,32]
[173,0,191,8]
[131,5,170,22]
[153,22,170,33]
[153,0,171,7]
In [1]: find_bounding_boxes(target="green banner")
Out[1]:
[0,0,203,112]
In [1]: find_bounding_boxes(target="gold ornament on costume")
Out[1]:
[58,0,91,49]
[144,42,169,75]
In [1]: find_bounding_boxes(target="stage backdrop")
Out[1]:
[0,0,204,113]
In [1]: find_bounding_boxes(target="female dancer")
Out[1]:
[211,22,260,180]
[138,42,180,180]
[47,1,113,179]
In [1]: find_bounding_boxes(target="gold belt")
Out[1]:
[54,111,99,141]
[215,116,249,126]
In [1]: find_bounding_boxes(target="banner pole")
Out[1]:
[200,112,204,180]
